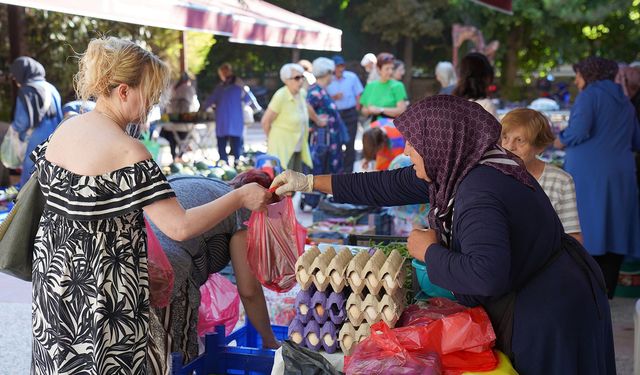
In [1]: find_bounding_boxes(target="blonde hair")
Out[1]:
[74,37,171,123]
[501,108,555,149]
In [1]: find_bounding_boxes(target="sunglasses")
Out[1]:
[291,75,305,81]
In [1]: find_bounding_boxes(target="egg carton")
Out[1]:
[363,249,386,295]
[310,247,337,292]
[296,247,321,290]
[327,248,353,293]
[338,322,371,356]
[346,251,371,295]
[295,286,347,325]
[346,290,405,327]
[288,315,341,354]
[380,249,406,295]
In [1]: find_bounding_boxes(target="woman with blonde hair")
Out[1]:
[500,108,582,243]
[30,37,271,374]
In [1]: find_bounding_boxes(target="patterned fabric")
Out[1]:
[394,95,534,245]
[307,84,345,175]
[573,56,618,85]
[537,164,581,234]
[30,139,175,375]
[371,118,405,170]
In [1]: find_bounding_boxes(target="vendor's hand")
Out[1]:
[238,183,272,211]
[332,92,344,100]
[408,228,438,262]
[361,159,371,170]
[270,170,314,196]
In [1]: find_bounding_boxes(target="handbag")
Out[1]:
[0,174,46,281]
[243,103,255,125]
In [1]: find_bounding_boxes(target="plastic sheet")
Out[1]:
[247,197,306,292]
[146,219,174,308]
[197,273,240,336]
[344,321,442,375]
[282,340,342,375]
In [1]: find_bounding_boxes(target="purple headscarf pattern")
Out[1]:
[394,95,534,245]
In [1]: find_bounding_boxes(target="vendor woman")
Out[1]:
[272,95,615,374]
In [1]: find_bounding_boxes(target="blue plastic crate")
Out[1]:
[171,322,288,375]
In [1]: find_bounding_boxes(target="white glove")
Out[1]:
[270,170,314,196]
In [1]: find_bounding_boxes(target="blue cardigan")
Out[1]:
[332,166,615,374]
[559,79,640,257]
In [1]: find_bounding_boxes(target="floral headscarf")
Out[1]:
[394,95,534,245]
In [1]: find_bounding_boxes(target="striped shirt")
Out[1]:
[537,164,581,234]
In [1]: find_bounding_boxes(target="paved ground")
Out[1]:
[0,122,636,374]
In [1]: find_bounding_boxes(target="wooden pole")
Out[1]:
[179,30,187,73]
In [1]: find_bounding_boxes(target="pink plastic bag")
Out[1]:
[198,273,240,336]
[146,219,174,308]
[246,197,306,292]
[344,321,442,375]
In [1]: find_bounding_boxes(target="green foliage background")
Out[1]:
[1,0,640,119]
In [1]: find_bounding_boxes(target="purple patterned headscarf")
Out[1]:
[573,56,618,85]
[395,95,534,246]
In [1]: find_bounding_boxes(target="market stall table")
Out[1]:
[157,121,216,157]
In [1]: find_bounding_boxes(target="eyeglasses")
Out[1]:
[291,75,305,81]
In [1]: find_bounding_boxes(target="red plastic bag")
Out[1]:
[391,307,498,374]
[344,321,442,375]
[146,219,174,308]
[398,298,468,327]
[198,273,240,336]
[246,197,306,292]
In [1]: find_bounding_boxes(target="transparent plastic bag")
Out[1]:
[0,127,26,169]
[246,196,306,292]
[146,219,174,308]
[198,273,240,336]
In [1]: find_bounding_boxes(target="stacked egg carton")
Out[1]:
[288,247,350,353]
[288,246,406,355]
[339,249,406,355]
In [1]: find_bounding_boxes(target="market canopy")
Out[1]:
[2,0,342,51]
[471,0,512,14]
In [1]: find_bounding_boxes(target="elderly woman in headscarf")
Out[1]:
[306,57,348,175]
[9,56,63,185]
[272,95,615,375]
[555,56,640,299]
[261,63,324,172]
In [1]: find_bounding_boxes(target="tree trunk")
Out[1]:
[179,31,187,74]
[8,5,26,120]
[291,49,301,63]
[403,36,413,99]
[501,23,524,98]
[8,5,26,61]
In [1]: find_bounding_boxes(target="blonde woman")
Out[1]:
[500,109,582,243]
[30,37,271,374]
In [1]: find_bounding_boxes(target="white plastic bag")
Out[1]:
[1,127,26,169]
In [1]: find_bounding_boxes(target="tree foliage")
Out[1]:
[358,0,447,44]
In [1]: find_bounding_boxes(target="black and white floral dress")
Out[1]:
[30,140,175,375]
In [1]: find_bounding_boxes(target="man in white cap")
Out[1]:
[361,53,380,83]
